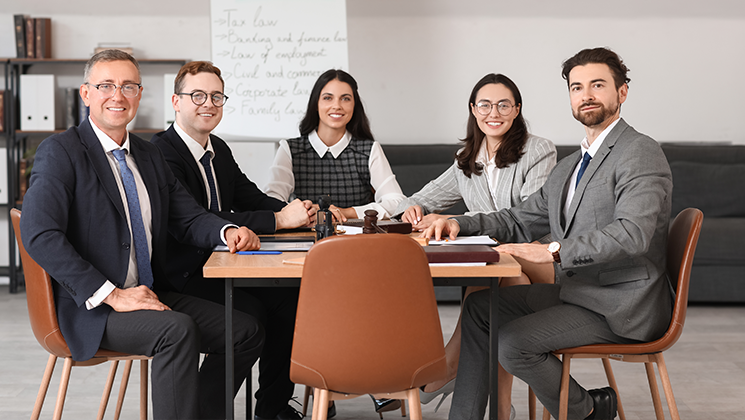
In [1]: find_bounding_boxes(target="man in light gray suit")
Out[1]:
[425,48,673,420]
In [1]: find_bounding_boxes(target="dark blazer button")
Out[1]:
[182,272,190,278]
[122,242,130,250]
[566,271,575,277]
[197,249,204,255]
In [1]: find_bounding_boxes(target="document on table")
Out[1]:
[428,235,498,246]
[213,242,313,252]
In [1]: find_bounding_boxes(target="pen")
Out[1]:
[237,251,282,255]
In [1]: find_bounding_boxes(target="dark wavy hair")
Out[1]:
[561,47,630,89]
[456,74,529,177]
[299,69,375,141]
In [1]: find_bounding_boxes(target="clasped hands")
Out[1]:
[421,218,554,264]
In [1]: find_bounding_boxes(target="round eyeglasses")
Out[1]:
[177,90,228,107]
[474,100,515,116]
[87,83,142,99]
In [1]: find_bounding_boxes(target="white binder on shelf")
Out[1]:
[20,74,56,131]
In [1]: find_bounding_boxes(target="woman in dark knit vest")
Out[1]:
[265,69,405,223]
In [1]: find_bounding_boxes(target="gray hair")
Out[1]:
[83,49,141,84]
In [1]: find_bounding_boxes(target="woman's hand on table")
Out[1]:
[421,218,461,241]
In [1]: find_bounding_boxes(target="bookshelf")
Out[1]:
[2,58,188,293]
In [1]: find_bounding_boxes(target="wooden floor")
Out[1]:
[1,285,743,419]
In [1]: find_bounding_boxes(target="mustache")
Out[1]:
[580,102,602,109]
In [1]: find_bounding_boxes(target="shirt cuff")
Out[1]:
[220,224,240,245]
[86,280,116,310]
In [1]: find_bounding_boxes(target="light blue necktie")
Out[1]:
[575,152,592,189]
[199,152,220,212]
[112,149,154,289]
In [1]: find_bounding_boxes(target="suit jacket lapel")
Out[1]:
[563,118,628,234]
[168,126,210,207]
[211,135,232,209]
[129,135,162,239]
[79,120,127,221]
[472,168,498,211]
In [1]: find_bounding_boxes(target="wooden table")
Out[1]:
[204,246,521,420]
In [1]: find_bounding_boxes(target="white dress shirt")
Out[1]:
[563,117,621,223]
[475,140,502,208]
[173,122,221,211]
[264,130,406,219]
[86,117,153,309]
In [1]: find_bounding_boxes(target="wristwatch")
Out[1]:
[548,241,562,264]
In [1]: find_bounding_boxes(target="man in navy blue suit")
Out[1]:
[21,50,264,420]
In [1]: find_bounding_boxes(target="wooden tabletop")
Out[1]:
[203,236,521,279]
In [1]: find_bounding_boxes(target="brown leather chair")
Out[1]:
[540,207,704,420]
[290,234,448,420]
[11,208,151,420]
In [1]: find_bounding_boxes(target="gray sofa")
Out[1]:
[382,143,745,303]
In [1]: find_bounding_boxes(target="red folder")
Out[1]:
[423,245,500,263]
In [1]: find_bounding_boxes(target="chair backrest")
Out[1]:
[290,234,447,395]
[657,207,704,351]
[10,209,72,357]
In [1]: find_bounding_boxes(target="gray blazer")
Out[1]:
[457,119,673,342]
[393,135,556,217]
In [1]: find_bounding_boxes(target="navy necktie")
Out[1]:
[575,152,592,189]
[112,149,154,289]
[199,152,219,212]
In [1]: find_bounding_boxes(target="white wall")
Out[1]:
[2,0,745,146]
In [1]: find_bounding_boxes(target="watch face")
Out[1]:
[548,242,560,253]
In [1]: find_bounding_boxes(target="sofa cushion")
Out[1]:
[670,161,745,218]
[690,218,745,265]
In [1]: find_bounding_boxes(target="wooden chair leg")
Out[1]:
[601,358,626,420]
[315,388,329,420]
[53,357,74,420]
[400,399,407,417]
[407,388,422,420]
[654,354,681,420]
[31,354,57,420]
[542,406,551,420]
[558,354,571,420]
[303,385,312,416]
[97,360,120,420]
[529,387,537,420]
[113,360,132,420]
[643,362,664,420]
[140,360,149,420]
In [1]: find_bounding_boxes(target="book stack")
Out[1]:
[13,15,52,59]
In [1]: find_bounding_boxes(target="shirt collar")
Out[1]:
[89,116,131,154]
[475,139,495,167]
[308,130,352,159]
[174,121,215,162]
[580,117,620,158]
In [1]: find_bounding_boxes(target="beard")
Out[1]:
[572,99,619,127]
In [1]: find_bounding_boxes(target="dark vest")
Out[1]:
[288,136,375,207]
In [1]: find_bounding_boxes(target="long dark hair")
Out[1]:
[456,74,529,177]
[299,69,375,141]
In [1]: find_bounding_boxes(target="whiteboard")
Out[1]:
[210,0,349,140]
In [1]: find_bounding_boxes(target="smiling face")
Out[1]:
[173,72,224,146]
[316,78,354,142]
[568,63,627,129]
[80,60,142,144]
[470,83,520,145]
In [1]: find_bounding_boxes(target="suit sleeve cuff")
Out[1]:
[86,281,116,310]
[220,224,240,245]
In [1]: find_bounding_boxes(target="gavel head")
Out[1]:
[315,194,335,240]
